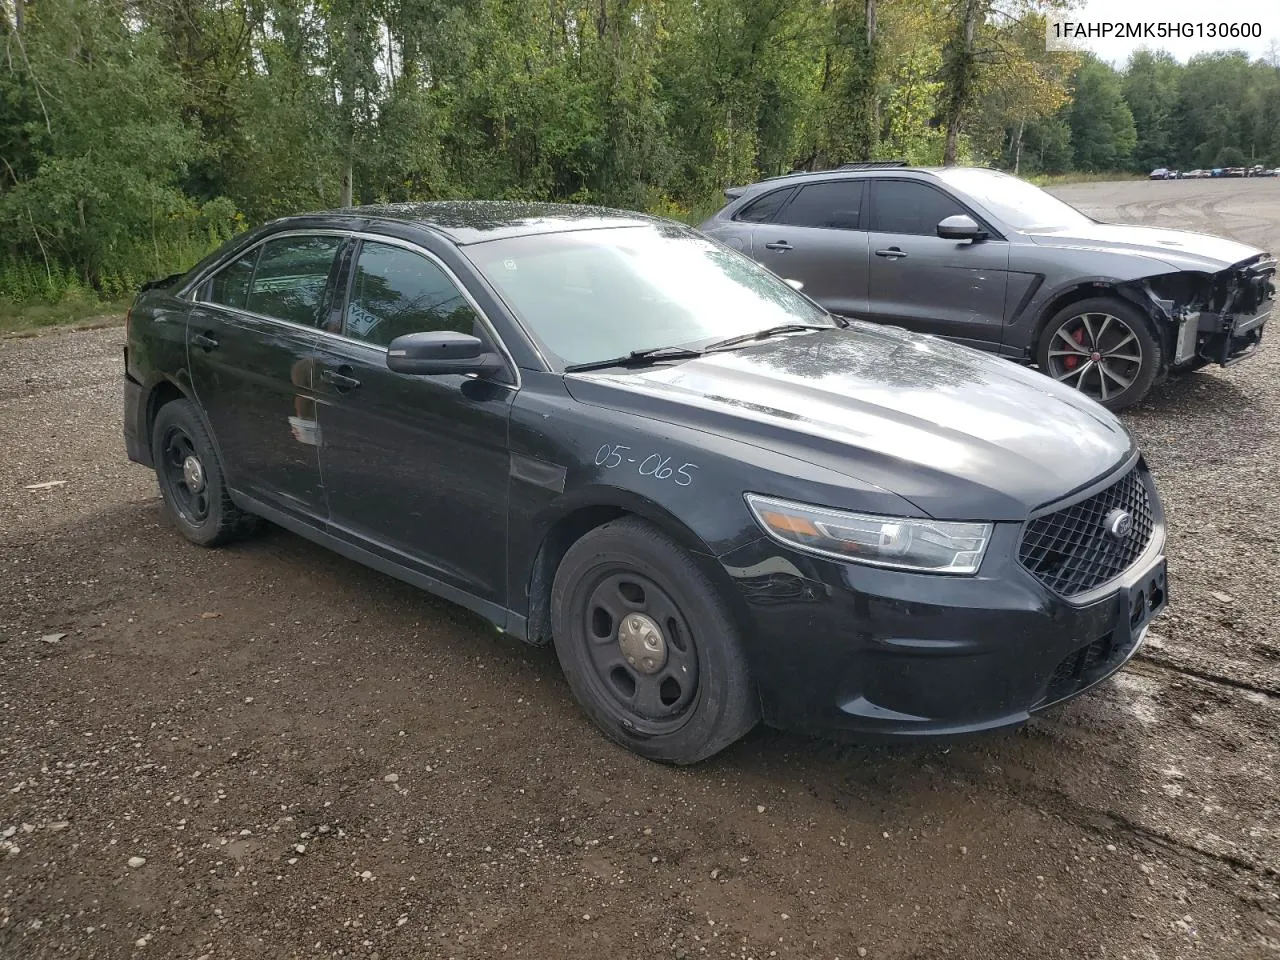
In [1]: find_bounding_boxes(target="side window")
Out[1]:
[201,250,258,309]
[774,181,865,230]
[245,235,343,327]
[344,241,482,348]
[872,180,967,236]
[734,188,796,224]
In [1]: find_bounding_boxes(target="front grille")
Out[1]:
[1019,466,1154,598]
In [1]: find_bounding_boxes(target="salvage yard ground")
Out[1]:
[2,177,1279,959]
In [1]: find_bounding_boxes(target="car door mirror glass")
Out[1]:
[386,331,503,377]
[937,214,984,241]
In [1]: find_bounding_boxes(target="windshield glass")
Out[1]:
[934,168,1094,232]
[463,224,833,369]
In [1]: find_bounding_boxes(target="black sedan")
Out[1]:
[123,202,1169,763]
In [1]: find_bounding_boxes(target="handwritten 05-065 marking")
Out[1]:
[594,443,699,487]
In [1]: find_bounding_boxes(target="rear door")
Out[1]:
[747,179,870,319]
[865,178,1010,347]
[187,233,348,523]
[312,237,515,607]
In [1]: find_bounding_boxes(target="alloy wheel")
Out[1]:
[1046,312,1144,403]
[581,570,700,734]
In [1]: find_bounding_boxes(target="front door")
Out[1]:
[186,233,348,523]
[865,178,1010,348]
[313,238,515,606]
[749,179,871,319]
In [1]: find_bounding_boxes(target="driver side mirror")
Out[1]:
[386,331,505,377]
[937,214,986,242]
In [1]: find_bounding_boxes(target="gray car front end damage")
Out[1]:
[1016,226,1277,374]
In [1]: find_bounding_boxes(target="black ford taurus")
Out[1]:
[123,202,1169,763]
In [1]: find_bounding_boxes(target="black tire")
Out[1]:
[151,399,261,546]
[550,517,759,764]
[1036,296,1162,412]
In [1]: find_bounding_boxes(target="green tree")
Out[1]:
[1122,48,1180,170]
[1067,55,1136,171]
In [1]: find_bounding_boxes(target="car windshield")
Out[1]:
[934,168,1094,232]
[463,223,834,369]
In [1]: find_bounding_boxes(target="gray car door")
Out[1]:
[746,180,870,319]
[865,178,1010,348]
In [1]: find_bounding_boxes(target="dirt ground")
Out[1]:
[2,177,1278,960]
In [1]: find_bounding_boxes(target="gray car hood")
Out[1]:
[565,324,1135,520]
[1029,222,1264,273]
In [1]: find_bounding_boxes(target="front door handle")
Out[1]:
[191,332,219,351]
[874,247,907,259]
[321,366,362,392]
[763,241,793,251]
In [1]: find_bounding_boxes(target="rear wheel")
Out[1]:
[1037,297,1161,412]
[550,518,758,764]
[151,399,261,546]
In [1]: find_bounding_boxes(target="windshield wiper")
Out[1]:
[703,323,831,353]
[563,344,705,373]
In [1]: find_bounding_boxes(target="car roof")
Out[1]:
[295,200,663,245]
[726,164,952,196]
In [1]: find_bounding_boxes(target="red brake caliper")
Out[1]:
[1064,326,1085,369]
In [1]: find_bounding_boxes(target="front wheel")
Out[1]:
[550,518,759,764]
[1037,297,1162,412]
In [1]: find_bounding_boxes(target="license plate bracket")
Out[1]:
[1117,559,1167,642]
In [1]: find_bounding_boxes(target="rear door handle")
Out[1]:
[321,366,361,392]
[874,247,907,259]
[191,332,219,351]
[763,241,793,251]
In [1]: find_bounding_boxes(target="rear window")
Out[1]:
[244,235,344,328]
[734,188,795,223]
[775,181,865,230]
[201,250,258,309]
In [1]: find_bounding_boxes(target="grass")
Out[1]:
[0,296,131,337]
[1028,171,1145,187]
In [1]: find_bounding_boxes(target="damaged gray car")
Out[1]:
[700,164,1276,410]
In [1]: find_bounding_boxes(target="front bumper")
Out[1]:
[719,520,1168,742]
[1176,257,1276,367]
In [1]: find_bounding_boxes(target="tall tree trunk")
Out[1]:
[341,140,354,207]
[14,0,23,32]
[1013,117,1025,174]
[943,0,982,166]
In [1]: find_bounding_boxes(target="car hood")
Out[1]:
[1029,222,1265,272]
[564,325,1135,521]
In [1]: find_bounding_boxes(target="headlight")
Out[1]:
[745,493,992,575]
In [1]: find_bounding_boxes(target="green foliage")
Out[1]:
[1066,56,1137,172]
[3,0,1278,324]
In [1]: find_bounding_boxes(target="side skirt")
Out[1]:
[229,490,530,641]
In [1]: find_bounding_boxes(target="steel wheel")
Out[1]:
[159,424,210,524]
[1045,311,1144,404]
[579,570,700,734]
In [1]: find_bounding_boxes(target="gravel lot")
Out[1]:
[2,177,1279,960]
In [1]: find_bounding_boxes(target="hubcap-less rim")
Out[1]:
[1046,312,1143,403]
[581,571,699,733]
[161,427,210,523]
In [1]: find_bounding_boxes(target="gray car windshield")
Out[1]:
[464,224,834,369]
[934,168,1094,232]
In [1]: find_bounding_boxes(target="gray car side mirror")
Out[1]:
[937,214,986,242]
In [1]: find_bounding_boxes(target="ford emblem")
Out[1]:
[1104,508,1133,540]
